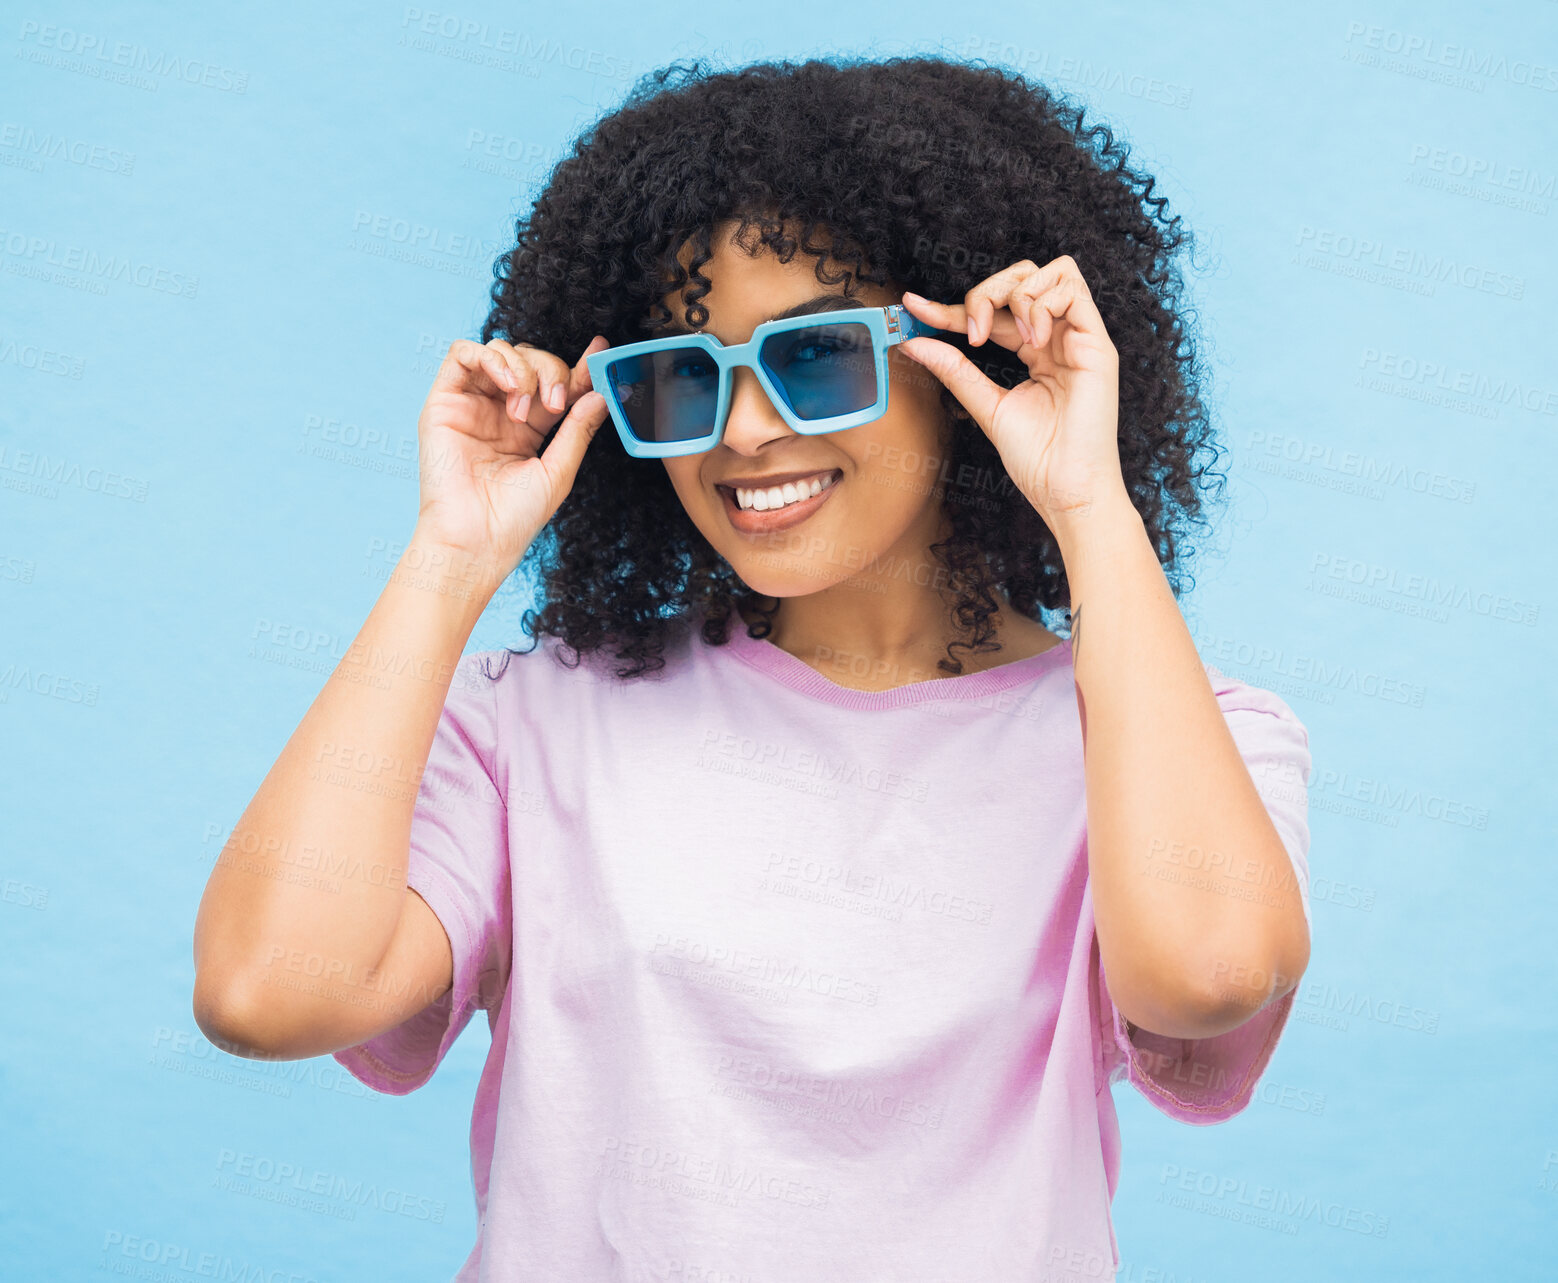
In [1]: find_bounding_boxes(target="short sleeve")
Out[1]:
[1097,667,1312,1125]
[332,652,512,1095]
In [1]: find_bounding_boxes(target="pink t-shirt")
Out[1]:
[335,614,1312,1282]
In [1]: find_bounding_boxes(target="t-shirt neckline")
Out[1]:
[710,622,1074,710]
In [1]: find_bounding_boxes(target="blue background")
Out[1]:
[3,1,1554,1278]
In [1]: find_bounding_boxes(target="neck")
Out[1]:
[735,567,1057,691]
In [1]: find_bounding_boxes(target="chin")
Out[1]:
[725,552,849,602]
[687,483,914,603]
[727,523,901,600]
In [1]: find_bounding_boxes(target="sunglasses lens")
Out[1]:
[605,347,720,444]
[758,322,877,421]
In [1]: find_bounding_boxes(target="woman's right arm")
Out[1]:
[191,334,611,1061]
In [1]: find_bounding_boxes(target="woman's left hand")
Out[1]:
[898,256,1128,530]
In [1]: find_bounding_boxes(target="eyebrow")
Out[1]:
[653,292,868,337]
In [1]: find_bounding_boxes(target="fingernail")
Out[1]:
[546,382,565,410]
[516,393,532,420]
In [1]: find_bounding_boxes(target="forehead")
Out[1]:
[659,219,892,331]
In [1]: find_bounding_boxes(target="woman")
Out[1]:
[193,55,1313,1282]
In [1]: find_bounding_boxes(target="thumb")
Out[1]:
[899,336,1005,436]
[535,390,610,498]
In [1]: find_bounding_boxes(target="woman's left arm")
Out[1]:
[1051,489,1311,1040]
[901,257,1311,1043]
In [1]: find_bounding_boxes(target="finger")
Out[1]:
[564,336,610,402]
[487,338,572,421]
[962,259,1046,347]
[1009,279,1045,348]
[438,340,517,400]
[899,290,970,340]
[1020,257,1111,351]
[896,335,1006,436]
[1026,280,1115,367]
[1027,283,1064,353]
[480,339,537,422]
[535,390,610,492]
[902,280,1024,352]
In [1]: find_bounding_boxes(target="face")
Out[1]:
[657,220,954,604]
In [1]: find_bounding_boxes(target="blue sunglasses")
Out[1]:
[584,303,953,459]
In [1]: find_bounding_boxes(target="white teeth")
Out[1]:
[735,472,836,512]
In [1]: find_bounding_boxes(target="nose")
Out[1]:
[718,364,795,454]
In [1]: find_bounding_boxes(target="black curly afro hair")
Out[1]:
[479,54,1227,681]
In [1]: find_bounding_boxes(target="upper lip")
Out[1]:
[716,467,841,490]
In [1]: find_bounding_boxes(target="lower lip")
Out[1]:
[719,471,842,535]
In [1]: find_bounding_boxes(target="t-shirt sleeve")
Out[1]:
[1096,667,1312,1125]
[332,652,512,1096]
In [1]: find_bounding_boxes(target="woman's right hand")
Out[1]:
[413,335,612,589]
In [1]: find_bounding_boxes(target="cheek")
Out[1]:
[854,453,929,524]
[850,408,949,519]
[667,466,746,553]
[663,464,709,514]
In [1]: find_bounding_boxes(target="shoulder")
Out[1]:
[1203,661,1309,742]
[1201,661,1311,802]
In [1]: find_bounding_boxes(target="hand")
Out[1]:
[414,335,611,589]
[897,256,1128,528]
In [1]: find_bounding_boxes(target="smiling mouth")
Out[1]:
[716,469,843,534]
[718,470,842,512]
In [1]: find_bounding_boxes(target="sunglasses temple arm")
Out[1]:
[885,303,958,344]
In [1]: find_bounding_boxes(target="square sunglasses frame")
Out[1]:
[584,303,952,459]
